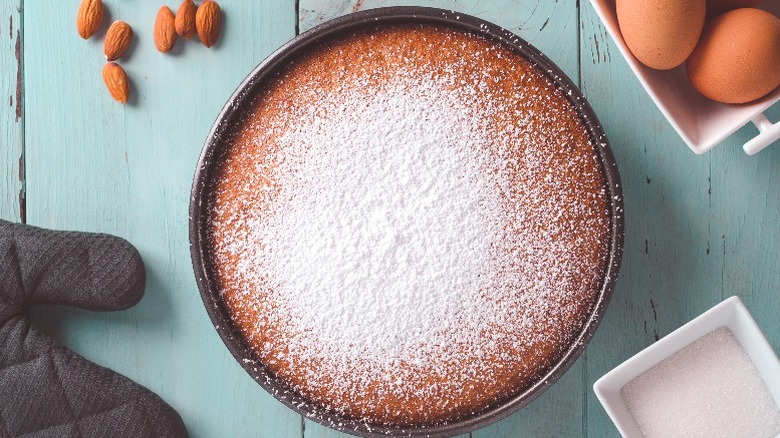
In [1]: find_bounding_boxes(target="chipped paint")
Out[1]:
[650,299,657,322]
[18,154,25,223]
[15,29,21,122]
[18,188,25,223]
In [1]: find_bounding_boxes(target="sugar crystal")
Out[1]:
[622,327,780,438]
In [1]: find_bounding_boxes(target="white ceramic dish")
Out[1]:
[593,296,780,437]
[589,0,780,155]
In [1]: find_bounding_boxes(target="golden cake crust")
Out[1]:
[208,25,610,426]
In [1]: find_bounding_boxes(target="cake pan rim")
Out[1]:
[189,6,625,437]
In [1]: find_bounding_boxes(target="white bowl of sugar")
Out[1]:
[594,296,780,437]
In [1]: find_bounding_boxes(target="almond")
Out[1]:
[196,0,222,48]
[154,6,177,53]
[77,0,104,39]
[102,62,129,104]
[175,0,198,39]
[104,21,133,61]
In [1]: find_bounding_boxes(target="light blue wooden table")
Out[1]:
[2,0,778,436]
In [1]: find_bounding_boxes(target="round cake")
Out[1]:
[207,24,611,427]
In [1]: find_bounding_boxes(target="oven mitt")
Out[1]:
[0,220,188,438]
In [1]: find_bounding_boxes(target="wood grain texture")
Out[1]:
[300,0,580,81]
[1,0,777,436]
[579,3,780,437]
[23,1,301,437]
[0,0,22,223]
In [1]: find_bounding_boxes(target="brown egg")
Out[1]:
[617,0,706,70]
[707,0,764,18]
[687,8,780,104]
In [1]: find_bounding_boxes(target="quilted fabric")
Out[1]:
[0,220,188,438]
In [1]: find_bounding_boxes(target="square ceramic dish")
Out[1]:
[589,0,780,155]
[593,296,780,437]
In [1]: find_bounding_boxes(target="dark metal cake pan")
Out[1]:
[190,7,624,437]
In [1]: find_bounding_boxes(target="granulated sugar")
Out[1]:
[622,327,780,438]
[209,25,612,424]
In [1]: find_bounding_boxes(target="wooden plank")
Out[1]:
[0,0,22,223]
[298,1,584,437]
[709,106,780,341]
[300,0,580,81]
[13,0,777,437]
[579,3,780,437]
[23,1,302,437]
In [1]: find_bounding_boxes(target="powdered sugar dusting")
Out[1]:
[253,76,527,365]
[209,25,611,426]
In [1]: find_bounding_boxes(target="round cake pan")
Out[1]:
[190,7,624,437]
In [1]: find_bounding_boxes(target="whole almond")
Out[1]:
[175,0,198,39]
[102,62,129,104]
[154,6,177,53]
[196,0,222,48]
[76,0,104,39]
[104,21,133,61]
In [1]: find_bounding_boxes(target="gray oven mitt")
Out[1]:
[0,220,188,438]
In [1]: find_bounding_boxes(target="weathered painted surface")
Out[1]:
[579,3,780,436]
[2,0,778,437]
[0,0,22,223]
[300,0,580,81]
[21,1,301,437]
